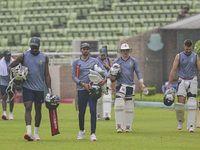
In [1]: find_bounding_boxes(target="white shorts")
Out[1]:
[177,76,197,97]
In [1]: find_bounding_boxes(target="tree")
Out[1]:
[193,40,200,55]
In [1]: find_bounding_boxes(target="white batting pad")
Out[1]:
[175,103,185,123]
[186,97,197,130]
[124,100,134,131]
[114,98,125,130]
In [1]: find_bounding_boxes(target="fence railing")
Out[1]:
[12,52,118,66]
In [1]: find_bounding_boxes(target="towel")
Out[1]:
[0,57,14,76]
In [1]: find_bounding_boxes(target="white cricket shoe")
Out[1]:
[34,134,41,141]
[177,122,183,130]
[9,113,14,120]
[24,133,34,141]
[117,128,123,133]
[90,133,97,141]
[188,128,195,133]
[97,114,102,120]
[77,130,85,140]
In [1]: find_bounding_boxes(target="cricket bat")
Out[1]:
[140,87,142,99]
[75,66,79,111]
[49,109,60,136]
[196,100,200,128]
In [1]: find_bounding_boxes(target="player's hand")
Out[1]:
[99,79,106,86]
[103,61,109,69]
[140,83,146,91]
[83,83,90,92]
[166,84,170,90]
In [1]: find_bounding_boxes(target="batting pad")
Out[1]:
[175,103,185,123]
[187,97,197,130]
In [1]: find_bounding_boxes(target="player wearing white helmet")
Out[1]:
[167,39,200,132]
[109,43,148,133]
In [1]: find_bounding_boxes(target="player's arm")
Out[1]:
[97,60,107,86]
[8,54,23,72]
[45,56,52,94]
[167,54,179,90]
[196,54,200,78]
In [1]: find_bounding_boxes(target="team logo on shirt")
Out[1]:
[40,60,42,64]
[191,58,193,62]
[129,62,132,66]
[89,64,91,67]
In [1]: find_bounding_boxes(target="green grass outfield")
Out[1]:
[1,103,200,150]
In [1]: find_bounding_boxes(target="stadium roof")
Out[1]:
[160,14,200,30]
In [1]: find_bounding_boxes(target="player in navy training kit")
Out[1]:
[72,43,107,141]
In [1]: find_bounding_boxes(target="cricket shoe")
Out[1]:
[90,133,97,141]
[34,134,41,141]
[125,125,131,133]
[24,133,34,141]
[117,128,123,133]
[1,114,8,120]
[188,128,195,133]
[77,130,85,140]
[9,113,14,120]
[105,117,110,120]
[177,122,183,130]
[97,114,102,120]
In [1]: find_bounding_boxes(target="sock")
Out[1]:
[34,127,39,135]
[9,112,13,115]
[3,111,7,116]
[26,125,32,135]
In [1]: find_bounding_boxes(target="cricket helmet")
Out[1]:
[89,82,102,100]
[163,88,176,106]
[45,95,60,110]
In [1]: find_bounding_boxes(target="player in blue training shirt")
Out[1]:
[109,43,147,133]
[72,43,107,141]
[167,39,200,132]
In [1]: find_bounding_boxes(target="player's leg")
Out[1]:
[186,77,197,132]
[175,79,187,130]
[89,95,97,141]
[124,85,135,132]
[102,89,112,120]
[96,96,103,120]
[1,85,8,120]
[115,84,126,133]
[8,88,15,120]
[114,96,125,133]
[186,97,197,132]
[174,102,185,130]
[23,87,34,141]
[77,90,88,140]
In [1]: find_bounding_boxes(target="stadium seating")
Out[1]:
[0,0,199,58]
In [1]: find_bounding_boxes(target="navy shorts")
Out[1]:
[0,85,15,98]
[23,87,44,103]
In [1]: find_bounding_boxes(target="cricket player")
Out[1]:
[109,43,147,133]
[72,43,107,141]
[8,37,53,141]
[96,46,113,120]
[0,50,15,120]
[167,39,200,132]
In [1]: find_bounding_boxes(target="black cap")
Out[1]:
[99,48,107,54]
[81,43,91,49]
[30,37,40,46]
[3,49,11,55]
